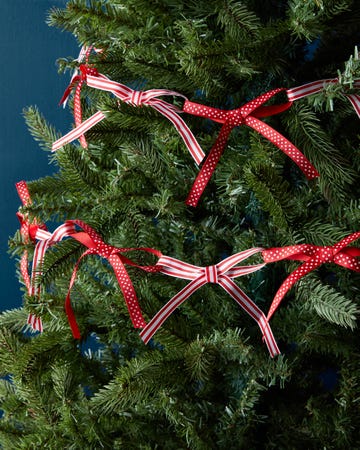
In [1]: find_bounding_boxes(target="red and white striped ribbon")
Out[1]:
[140,248,280,357]
[52,72,205,165]
[287,79,360,117]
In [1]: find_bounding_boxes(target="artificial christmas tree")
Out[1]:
[1,0,360,448]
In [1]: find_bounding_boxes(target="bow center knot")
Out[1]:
[226,109,246,126]
[205,265,220,283]
[96,242,116,259]
[318,245,335,262]
[128,90,144,106]
[79,64,99,80]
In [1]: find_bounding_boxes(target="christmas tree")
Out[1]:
[1,0,360,448]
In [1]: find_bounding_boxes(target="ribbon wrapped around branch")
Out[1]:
[64,220,162,338]
[183,88,320,207]
[140,248,280,357]
[262,232,360,321]
[52,65,205,165]
[287,79,360,117]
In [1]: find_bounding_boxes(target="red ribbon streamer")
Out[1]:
[183,88,320,207]
[262,232,360,320]
[64,220,161,338]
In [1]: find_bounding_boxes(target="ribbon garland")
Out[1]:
[287,79,360,117]
[63,220,162,338]
[262,232,360,321]
[140,248,280,357]
[183,88,320,207]
[52,67,206,166]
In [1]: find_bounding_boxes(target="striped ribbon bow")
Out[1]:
[53,71,205,165]
[16,181,48,331]
[140,248,280,357]
[287,79,360,117]
[183,88,319,207]
[64,220,161,338]
[262,232,360,321]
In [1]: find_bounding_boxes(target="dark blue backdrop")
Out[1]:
[0,0,78,310]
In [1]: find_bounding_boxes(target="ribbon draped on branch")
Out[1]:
[287,79,360,117]
[52,66,205,165]
[140,248,280,357]
[63,220,162,339]
[183,88,320,207]
[262,232,360,321]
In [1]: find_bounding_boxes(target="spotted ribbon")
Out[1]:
[287,79,360,117]
[183,88,320,207]
[140,248,280,357]
[262,232,360,320]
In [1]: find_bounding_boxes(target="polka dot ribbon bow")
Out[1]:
[262,231,360,321]
[287,79,360,118]
[16,181,48,332]
[140,248,280,358]
[52,61,205,166]
[183,88,320,207]
[63,220,162,339]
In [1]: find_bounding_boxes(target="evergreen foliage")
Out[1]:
[2,0,360,448]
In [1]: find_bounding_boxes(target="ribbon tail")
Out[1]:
[346,94,360,118]
[73,80,87,148]
[20,251,31,292]
[185,122,233,207]
[220,276,280,357]
[246,116,319,180]
[140,276,206,344]
[108,254,147,329]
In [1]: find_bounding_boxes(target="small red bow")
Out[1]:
[262,232,360,320]
[183,88,319,207]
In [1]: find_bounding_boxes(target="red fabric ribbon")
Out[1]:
[262,232,360,320]
[140,248,280,357]
[183,88,320,207]
[64,220,161,338]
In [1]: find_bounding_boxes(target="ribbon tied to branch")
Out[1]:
[140,248,280,357]
[262,231,360,321]
[183,88,320,207]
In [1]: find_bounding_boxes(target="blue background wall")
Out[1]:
[0,0,78,310]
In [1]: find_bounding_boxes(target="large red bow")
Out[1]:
[183,88,320,207]
[64,220,161,338]
[262,232,360,320]
[140,248,280,357]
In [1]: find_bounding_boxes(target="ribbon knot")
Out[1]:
[318,245,335,262]
[227,109,246,126]
[127,90,144,106]
[79,64,99,79]
[140,248,280,357]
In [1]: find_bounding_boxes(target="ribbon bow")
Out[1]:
[16,181,49,331]
[183,88,320,207]
[64,220,161,338]
[262,232,360,321]
[287,79,360,118]
[53,70,205,165]
[140,248,280,357]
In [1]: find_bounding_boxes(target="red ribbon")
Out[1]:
[183,88,320,207]
[262,232,360,320]
[64,220,161,338]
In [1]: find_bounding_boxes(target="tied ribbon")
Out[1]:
[16,181,47,331]
[140,248,280,357]
[53,72,205,165]
[183,88,319,207]
[262,232,360,321]
[287,78,360,117]
[64,220,161,338]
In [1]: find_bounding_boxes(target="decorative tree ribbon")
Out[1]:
[262,232,360,321]
[16,181,48,331]
[140,248,280,357]
[287,79,360,117]
[63,220,162,338]
[183,88,320,207]
[52,71,206,165]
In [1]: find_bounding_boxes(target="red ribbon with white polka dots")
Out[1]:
[287,79,360,117]
[64,220,162,338]
[53,71,205,165]
[183,88,320,207]
[262,232,360,321]
[140,248,280,357]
